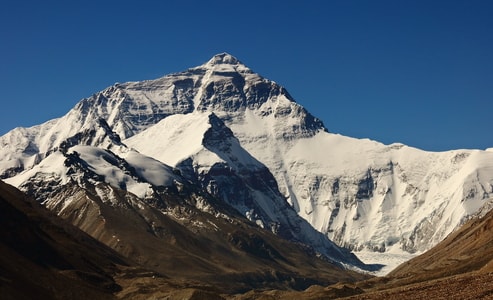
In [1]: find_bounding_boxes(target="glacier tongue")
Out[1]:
[2,52,493,262]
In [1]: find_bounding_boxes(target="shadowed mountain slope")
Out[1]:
[0,180,125,300]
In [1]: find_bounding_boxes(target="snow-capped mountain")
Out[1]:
[2,53,493,264]
[123,53,493,254]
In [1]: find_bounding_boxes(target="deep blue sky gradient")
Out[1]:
[1,0,492,151]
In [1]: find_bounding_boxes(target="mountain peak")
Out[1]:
[206,53,242,66]
[195,53,253,75]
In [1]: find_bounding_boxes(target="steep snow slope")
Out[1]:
[2,53,493,259]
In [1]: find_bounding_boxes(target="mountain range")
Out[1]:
[1,53,493,282]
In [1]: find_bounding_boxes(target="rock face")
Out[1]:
[2,52,493,261]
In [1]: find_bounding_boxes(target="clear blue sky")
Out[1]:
[1,0,492,151]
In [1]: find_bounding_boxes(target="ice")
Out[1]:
[354,249,419,276]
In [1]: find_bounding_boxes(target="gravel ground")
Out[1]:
[345,272,493,300]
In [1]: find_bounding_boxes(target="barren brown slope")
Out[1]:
[0,180,126,300]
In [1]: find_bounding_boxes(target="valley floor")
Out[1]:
[235,270,493,300]
[345,271,493,300]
